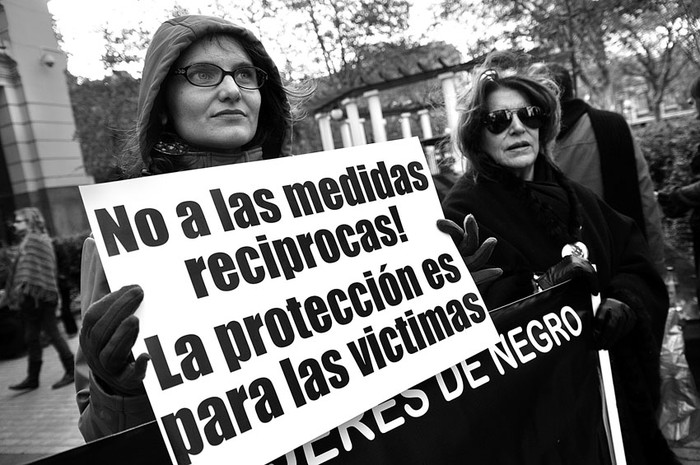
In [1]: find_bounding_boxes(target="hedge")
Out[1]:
[636,114,700,259]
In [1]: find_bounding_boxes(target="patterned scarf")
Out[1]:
[5,232,58,310]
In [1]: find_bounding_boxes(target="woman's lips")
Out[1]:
[507,141,530,150]
[213,109,245,117]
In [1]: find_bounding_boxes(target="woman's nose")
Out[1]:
[217,75,241,101]
[508,114,526,133]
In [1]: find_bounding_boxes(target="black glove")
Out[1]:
[436,214,503,288]
[593,298,636,350]
[79,284,150,396]
[536,255,599,294]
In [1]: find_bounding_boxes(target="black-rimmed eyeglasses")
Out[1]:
[172,63,268,89]
[482,105,546,134]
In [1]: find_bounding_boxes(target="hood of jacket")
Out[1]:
[137,15,291,168]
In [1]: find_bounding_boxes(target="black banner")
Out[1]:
[31,280,609,465]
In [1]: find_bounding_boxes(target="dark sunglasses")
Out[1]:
[482,105,546,134]
[172,63,268,89]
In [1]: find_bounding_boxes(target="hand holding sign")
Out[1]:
[80,284,151,396]
[436,214,502,289]
[536,255,599,294]
[80,138,500,465]
[593,298,636,349]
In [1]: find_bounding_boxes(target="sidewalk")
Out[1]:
[0,335,83,465]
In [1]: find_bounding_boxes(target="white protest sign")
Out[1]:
[79,137,499,465]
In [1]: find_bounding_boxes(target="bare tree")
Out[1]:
[438,0,690,115]
[614,6,688,118]
[677,0,700,69]
[286,0,411,86]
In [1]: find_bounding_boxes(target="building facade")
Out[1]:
[0,0,92,243]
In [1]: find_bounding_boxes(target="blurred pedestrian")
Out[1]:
[55,240,79,338]
[658,75,700,302]
[4,207,74,390]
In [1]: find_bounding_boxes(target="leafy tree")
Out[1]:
[677,0,700,68]
[438,0,694,116]
[438,0,615,106]
[100,26,151,71]
[636,115,700,255]
[67,71,140,182]
[611,3,690,118]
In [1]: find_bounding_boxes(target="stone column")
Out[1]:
[418,109,433,139]
[315,113,334,151]
[425,148,439,175]
[418,110,438,174]
[400,112,412,138]
[340,121,352,148]
[0,0,93,236]
[357,118,368,145]
[439,72,458,133]
[363,89,387,143]
[341,97,366,146]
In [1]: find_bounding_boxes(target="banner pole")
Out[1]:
[592,294,626,465]
[599,350,626,465]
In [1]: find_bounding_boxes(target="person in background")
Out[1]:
[549,64,666,276]
[4,207,74,390]
[76,14,307,441]
[692,75,700,118]
[441,52,675,464]
[658,75,700,303]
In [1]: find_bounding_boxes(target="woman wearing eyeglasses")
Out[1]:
[76,15,306,441]
[441,52,676,464]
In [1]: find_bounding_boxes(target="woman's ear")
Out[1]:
[160,112,168,126]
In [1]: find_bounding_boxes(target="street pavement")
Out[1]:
[0,334,82,465]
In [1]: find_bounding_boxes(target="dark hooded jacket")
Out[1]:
[134,15,292,175]
[76,15,290,441]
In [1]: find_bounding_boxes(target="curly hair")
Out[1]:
[452,51,561,180]
[15,208,48,235]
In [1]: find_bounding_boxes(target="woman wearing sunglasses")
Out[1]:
[441,53,676,464]
[75,15,306,441]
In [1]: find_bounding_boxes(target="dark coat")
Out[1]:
[442,158,676,465]
[558,99,645,235]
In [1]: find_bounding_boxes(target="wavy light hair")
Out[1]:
[452,51,561,180]
[15,207,48,235]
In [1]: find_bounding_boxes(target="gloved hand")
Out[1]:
[593,298,637,350]
[80,284,150,396]
[536,255,599,294]
[436,214,503,288]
